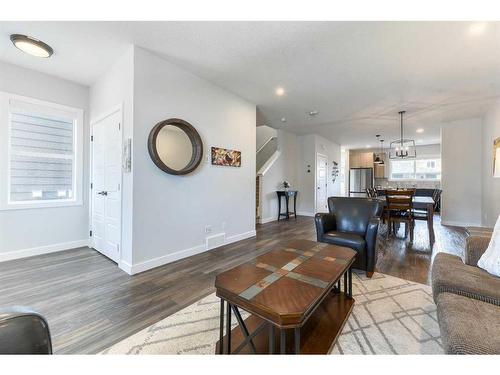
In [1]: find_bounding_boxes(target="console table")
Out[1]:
[276,190,297,221]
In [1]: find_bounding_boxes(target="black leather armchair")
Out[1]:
[0,307,52,354]
[315,197,381,277]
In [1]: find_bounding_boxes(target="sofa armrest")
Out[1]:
[314,213,336,241]
[465,234,491,267]
[364,217,380,272]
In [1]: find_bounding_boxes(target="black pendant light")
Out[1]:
[379,139,385,165]
[374,135,383,164]
[389,111,416,159]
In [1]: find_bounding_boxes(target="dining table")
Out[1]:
[375,196,435,246]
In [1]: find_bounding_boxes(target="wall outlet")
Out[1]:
[205,225,212,234]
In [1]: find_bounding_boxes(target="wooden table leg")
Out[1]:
[427,203,435,247]
[285,195,290,220]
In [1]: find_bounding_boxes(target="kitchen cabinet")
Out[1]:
[350,152,374,168]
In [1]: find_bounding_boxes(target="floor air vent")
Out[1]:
[206,233,226,250]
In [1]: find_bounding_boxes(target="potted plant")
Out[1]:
[282,180,290,191]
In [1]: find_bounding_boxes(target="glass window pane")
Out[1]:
[390,160,415,179]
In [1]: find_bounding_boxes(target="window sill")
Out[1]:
[0,200,83,211]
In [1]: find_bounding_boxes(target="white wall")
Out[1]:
[441,118,482,227]
[0,61,90,260]
[314,134,342,198]
[259,129,299,223]
[296,134,316,215]
[89,46,135,267]
[130,47,256,271]
[482,100,500,227]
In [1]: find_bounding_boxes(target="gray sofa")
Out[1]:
[431,227,500,354]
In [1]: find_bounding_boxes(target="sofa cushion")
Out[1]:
[432,253,500,306]
[437,292,500,354]
[323,231,366,252]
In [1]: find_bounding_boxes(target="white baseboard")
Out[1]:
[259,216,276,224]
[123,229,257,275]
[297,211,315,217]
[440,220,482,228]
[0,239,90,263]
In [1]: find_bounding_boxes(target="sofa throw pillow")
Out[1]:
[478,214,500,277]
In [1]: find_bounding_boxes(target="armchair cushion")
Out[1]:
[323,231,366,252]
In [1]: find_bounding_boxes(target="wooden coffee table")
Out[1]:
[215,239,356,354]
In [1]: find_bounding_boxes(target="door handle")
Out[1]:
[97,191,108,196]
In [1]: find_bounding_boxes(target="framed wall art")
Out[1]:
[211,147,241,167]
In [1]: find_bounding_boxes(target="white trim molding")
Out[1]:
[121,230,257,275]
[440,220,482,228]
[0,239,89,263]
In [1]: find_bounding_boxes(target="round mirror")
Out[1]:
[148,118,203,175]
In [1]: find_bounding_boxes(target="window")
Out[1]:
[0,92,83,209]
[390,157,441,181]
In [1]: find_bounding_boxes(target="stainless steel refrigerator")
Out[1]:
[349,168,373,197]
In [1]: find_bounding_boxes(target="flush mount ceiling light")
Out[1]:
[280,117,287,123]
[275,87,285,96]
[389,111,417,159]
[309,110,319,116]
[10,34,53,58]
[416,128,424,133]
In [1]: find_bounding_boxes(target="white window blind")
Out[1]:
[8,100,77,204]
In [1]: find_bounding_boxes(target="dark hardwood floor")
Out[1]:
[0,215,464,354]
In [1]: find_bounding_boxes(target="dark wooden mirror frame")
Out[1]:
[147,118,203,175]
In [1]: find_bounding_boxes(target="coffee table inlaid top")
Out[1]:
[215,239,356,327]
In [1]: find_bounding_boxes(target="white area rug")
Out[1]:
[102,271,443,355]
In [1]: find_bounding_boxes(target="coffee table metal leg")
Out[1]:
[226,301,232,354]
[294,327,300,354]
[280,329,286,354]
[350,267,353,297]
[219,299,225,354]
[344,272,348,295]
[269,324,275,354]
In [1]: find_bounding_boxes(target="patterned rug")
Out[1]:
[102,271,443,355]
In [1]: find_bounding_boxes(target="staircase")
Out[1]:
[256,126,280,222]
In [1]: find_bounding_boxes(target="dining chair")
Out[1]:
[385,189,415,242]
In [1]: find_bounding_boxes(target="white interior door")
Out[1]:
[91,109,122,263]
[316,154,328,213]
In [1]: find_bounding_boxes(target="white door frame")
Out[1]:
[315,152,328,213]
[89,103,123,265]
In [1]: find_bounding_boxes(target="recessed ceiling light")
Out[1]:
[275,87,285,96]
[280,117,287,123]
[365,145,371,148]
[469,22,487,36]
[10,34,53,58]
[309,110,319,116]
[416,128,424,133]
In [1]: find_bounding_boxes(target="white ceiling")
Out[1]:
[1,21,500,148]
